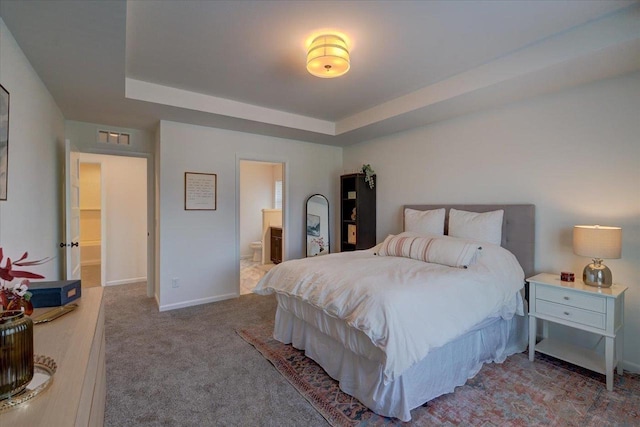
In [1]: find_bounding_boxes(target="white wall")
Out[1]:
[343,72,640,371]
[78,153,147,286]
[157,120,342,311]
[240,161,276,259]
[0,19,64,280]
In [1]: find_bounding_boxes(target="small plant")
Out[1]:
[311,236,326,253]
[362,164,375,189]
[0,249,50,315]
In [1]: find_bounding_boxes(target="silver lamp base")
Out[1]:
[583,258,612,288]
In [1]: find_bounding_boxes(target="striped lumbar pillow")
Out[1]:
[378,234,481,268]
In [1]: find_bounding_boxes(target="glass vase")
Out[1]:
[0,310,34,399]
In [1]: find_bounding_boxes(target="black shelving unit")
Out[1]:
[340,173,376,251]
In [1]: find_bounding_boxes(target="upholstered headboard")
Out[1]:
[403,204,535,278]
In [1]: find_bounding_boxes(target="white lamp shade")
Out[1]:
[306,34,350,78]
[573,225,622,259]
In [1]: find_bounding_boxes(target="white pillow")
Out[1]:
[404,208,445,235]
[377,233,481,268]
[448,209,504,246]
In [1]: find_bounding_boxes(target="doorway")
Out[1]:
[75,153,148,288]
[239,160,285,294]
[79,162,103,288]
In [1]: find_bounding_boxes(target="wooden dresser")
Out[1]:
[1,286,106,426]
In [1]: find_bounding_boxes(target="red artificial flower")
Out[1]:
[0,248,49,281]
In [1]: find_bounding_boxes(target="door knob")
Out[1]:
[59,242,79,248]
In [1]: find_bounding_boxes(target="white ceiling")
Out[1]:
[1,0,639,146]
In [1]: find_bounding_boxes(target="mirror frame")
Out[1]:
[305,194,330,257]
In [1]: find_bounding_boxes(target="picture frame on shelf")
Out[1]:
[347,224,357,244]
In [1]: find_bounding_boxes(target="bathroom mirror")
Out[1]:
[306,194,329,257]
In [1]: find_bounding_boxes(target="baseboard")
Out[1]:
[623,359,640,374]
[158,292,238,312]
[105,276,147,286]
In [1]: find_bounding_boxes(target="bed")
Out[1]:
[254,204,535,421]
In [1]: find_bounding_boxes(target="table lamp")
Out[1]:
[573,225,622,287]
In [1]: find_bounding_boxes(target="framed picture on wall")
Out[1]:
[0,84,9,201]
[184,172,217,210]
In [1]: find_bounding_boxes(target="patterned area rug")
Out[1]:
[237,323,640,426]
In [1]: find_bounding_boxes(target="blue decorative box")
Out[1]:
[28,280,82,308]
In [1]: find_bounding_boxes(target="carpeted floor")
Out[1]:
[238,322,640,426]
[104,282,640,426]
[104,282,327,426]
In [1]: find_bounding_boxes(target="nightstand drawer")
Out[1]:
[536,285,606,313]
[536,300,606,329]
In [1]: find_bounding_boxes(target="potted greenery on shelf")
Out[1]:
[361,164,375,189]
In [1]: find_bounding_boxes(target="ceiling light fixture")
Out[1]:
[306,34,350,78]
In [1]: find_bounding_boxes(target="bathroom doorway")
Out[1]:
[239,160,285,295]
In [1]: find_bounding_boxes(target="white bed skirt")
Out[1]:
[273,294,528,421]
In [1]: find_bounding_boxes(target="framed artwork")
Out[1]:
[306,214,320,236]
[347,224,357,244]
[0,84,9,201]
[184,172,217,210]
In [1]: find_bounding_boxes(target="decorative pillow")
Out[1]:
[378,234,415,258]
[378,234,481,268]
[404,208,445,235]
[369,237,390,255]
[448,209,504,246]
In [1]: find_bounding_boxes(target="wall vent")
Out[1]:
[97,130,130,145]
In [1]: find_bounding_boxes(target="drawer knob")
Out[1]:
[564,296,570,300]
[564,311,570,316]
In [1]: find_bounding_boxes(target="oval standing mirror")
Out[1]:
[306,194,329,257]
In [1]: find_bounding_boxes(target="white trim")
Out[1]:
[126,78,334,135]
[77,147,154,299]
[623,360,640,374]
[105,276,147,287]
[100,160,107,288]
[158,292,237,312]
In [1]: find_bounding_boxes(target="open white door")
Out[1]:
[64,139,81,280]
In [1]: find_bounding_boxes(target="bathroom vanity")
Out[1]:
[270,227,283,264]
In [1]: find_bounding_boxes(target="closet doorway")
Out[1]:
[239,159,285,295]
[77,153,148,288]
[79,162,104,287]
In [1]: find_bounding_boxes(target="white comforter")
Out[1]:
[253,241,524,384]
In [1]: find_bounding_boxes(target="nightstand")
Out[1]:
[527,273,627,391]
